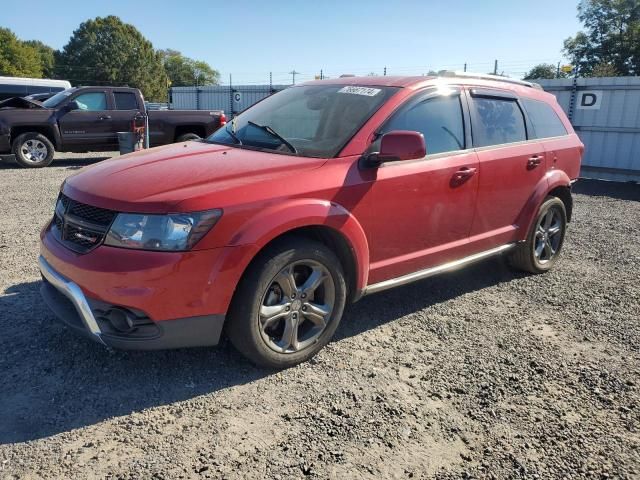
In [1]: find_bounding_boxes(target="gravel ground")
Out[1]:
[0,152,639,479]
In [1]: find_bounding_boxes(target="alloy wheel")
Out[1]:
[534,206,564,263]
[258,260,335,354]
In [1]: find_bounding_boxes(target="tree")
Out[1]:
[159,50,220,86]
[523,63,566,80]
[590,62,620,77]
[0,28,43,77]
[564,0,640,76]
[56,16,168,101]
[23,40,56,78]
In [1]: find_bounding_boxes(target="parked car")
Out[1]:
[0,86,226,167]
[0,76,71,102]
[38,73,583,368]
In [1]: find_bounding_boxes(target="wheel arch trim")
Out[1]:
[515,169,572,241]
[224,199,370,297]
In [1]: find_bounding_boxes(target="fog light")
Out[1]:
[99,308,136,333]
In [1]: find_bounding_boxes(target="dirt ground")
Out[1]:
[0,152,639,479]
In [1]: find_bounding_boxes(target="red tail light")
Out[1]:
[219,112,227,127]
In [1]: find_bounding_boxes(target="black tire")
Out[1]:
[176,133,201,143]
[509,196,567,274]
[12,132,55,168]
[226,237,347,369]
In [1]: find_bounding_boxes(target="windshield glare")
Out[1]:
[206,85,398,158]
[42,88,77,108]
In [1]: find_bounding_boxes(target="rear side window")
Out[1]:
[471,97,526,147]
[114,92,138,110]
[382,95,465,155]
[522,98,568,139]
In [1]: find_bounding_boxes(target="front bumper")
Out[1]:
[39,256,225,349]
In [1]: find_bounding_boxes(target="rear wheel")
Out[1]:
[509,196,567,273]
[12,132,55,168]
[226,237,347,368]
[176,133,201,142]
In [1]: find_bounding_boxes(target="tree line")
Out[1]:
[0,16,219,101]
[524,0,640,80]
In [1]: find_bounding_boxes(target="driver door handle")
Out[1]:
[451,167,477,186]
[99,115,112,120]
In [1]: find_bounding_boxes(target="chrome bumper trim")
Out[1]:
[364,243,516,295]
[38,255,105,344]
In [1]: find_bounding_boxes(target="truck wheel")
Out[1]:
[176,133,201,142]
[226,237,347,369]
[509,196,567,274]
[12,132,55,168]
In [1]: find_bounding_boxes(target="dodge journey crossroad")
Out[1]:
[39,73,583,368]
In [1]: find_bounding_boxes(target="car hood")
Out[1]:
[63,141,327,213]
[0,96,45,109]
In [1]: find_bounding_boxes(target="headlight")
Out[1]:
[104,209,222,251]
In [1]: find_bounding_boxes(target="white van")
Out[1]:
[0,76,71,101]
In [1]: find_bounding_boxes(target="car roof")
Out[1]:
[302,75,556,102]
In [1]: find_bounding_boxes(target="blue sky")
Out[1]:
[3,0,582,83]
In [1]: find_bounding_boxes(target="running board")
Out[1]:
[363,243,516,295]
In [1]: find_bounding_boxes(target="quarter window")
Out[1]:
[522,98,568,139]
[113,92,138,110]
[73,92,107,111]
[471,97,526,147]
[382,95,465,155]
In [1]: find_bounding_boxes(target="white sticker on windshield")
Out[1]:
[338,86,382,96]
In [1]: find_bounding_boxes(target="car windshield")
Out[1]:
[42,88,77,108]
[206,84,398,158]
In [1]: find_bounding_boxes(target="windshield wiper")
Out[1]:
[247,121,297,153]
[225,125,242,145]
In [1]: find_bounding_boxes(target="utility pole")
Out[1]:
[557,61,561,78]
[289,70,300,85]
[463,63,467,72]
[320,69,323,80]
[229,73,233,119]
[493,60,498,75]
[383,66,387,76]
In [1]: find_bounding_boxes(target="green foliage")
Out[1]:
[564,0,640,76]
[23,40,56,78]
[159,50,220,86]
[56,16,169,101]
[523,63,566,80]
[590,62,620,77]
[0,28,43,78]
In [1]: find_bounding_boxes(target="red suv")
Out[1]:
[39,74,583,368]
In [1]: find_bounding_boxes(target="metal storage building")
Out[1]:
[538,77,640,182]
[169,84,288,118]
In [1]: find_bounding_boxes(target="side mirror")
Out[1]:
[67,100,80,111]
[365,130,426,166]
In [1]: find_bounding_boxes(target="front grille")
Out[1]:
[67,200,116,225]
[52,193,117,253]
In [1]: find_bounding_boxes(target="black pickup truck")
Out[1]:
[0,86,225,167]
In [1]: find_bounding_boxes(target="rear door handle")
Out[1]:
[451,167,477,186]
[99,115,112,120]
[527,155,543,169]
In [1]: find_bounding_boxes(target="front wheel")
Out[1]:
[226,237,347,368]
[509,196,567,273]
[12,132,55,168]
